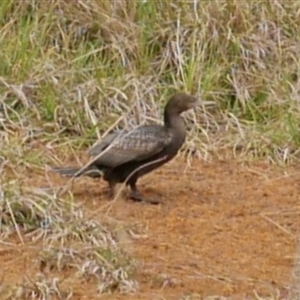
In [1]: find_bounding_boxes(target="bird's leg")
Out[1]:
[129,181,143,202]
[129,181,160,205]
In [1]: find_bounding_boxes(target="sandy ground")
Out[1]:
[2,157,300,299]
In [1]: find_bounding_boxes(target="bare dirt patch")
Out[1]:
[2,158,300,299]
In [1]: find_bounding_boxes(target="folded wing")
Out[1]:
[88,125,172,168]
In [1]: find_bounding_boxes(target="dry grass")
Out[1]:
[1,0,300,298]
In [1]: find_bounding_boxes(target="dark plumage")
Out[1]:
[52,92,199,204]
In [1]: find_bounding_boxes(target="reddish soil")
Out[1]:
[2,158,300,299]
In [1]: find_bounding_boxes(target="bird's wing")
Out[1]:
[88,132,125,156]
[88,125,172,168]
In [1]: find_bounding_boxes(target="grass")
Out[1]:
[1,0,300,298]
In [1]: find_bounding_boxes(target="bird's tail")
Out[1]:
[51,165,103,178]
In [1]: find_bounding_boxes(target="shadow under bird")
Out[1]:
[52,92,199,204]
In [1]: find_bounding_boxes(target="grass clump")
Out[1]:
[0,175,137,298]
[0,275,73,300]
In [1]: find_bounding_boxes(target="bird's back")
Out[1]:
[88,124,173,169]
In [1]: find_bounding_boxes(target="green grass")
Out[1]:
[1,0,300,298]
[1,0,300,161]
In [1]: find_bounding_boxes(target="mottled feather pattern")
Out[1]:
[89,125,173,168]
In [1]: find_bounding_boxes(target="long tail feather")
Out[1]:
[51,165,103,178]
[51,167,81,177]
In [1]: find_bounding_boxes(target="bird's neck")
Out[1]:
[164,111,186,135]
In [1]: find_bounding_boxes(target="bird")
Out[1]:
[52,92,199,204]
